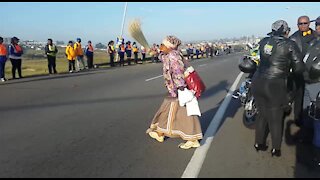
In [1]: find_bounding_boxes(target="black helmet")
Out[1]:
[238,56,257,73]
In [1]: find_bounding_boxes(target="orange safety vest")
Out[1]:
[120,45,125,52]
[87,44,94,52]
[14,44,22,53]
[0,44,7,56]
[74,42,83,56]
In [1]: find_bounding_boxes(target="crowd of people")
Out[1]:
[0,34,234,82]
[185,43,232,60]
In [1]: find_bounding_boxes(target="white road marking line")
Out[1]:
[145,75,163,82]
[181,72,244,178]
[198,64,207,67]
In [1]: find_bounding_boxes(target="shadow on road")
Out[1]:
[285,118,320,177]
[201,80,229,100]
[199,79,242,136]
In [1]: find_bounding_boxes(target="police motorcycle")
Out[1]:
[233,43,260,128]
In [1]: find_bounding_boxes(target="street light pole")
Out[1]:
[116,2,128,63]
[120,2,128,38]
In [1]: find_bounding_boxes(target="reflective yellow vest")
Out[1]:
[47,45,57,57]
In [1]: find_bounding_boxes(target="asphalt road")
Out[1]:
[0,53,319,178]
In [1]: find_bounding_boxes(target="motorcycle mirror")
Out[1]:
[247,43,253,49]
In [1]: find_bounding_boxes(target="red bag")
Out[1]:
[184,66,206,98]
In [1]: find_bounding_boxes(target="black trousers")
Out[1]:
[68,60,76,71]
[127,52,132,65]
[142,53,146,61]
[210,50,214,57]
[119,53,125,66]
[109,53,115,67]
[134,52,138,64]
[47,56,57,74]
[86,55,94,69]
[127,56,132,65]
[287,73,305,124]
[10,58,22,78]
[0,60,5,79]
[252,76,287,150]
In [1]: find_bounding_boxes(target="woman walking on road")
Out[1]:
[146,35,203,149]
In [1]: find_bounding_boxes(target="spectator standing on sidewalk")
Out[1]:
[132,42,139,64]
[108,40,115,67]
[8,37,23,79]
[45,38,58,74]
[118,42,126,67]
[74,38,86,71]
[85,40,94,69]
[0,37,8,82]
[66,41,76,73]
[141,46,146,62]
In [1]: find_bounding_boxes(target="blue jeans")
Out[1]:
[0,60,6,79]
[77,55,86,70]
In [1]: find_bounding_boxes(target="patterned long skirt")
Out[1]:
[146,96,203,141]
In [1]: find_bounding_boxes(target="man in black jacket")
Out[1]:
[302,17,320,167]
[289,16,317,127]
[252,20,305,157]
[45,39,58,74]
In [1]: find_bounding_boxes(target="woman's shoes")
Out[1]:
[179,140,201,150]
[148,132,164,143]
[254,143,268,152]
[271,149,281,157]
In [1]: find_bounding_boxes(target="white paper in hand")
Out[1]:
[178,88,194,107]
[186,97,201,116]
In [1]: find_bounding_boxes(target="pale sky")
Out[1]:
[2,2,320,44]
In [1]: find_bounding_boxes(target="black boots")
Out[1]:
[255,144,281,157]
[254,143,268,152]
[271,149,281,157]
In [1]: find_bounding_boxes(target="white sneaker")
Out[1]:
[1,78,6,82]
[69,70,73,73]
[178,140,200,149]
[148,132,164,143]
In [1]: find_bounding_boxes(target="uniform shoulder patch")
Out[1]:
[264,44,273,55]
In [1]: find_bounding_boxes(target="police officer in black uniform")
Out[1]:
[252,20,305,157]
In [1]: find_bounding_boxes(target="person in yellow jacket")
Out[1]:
[74,38,87,71]
[66,41,76,73]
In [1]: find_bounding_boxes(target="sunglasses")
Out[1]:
[298,22,309,25]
